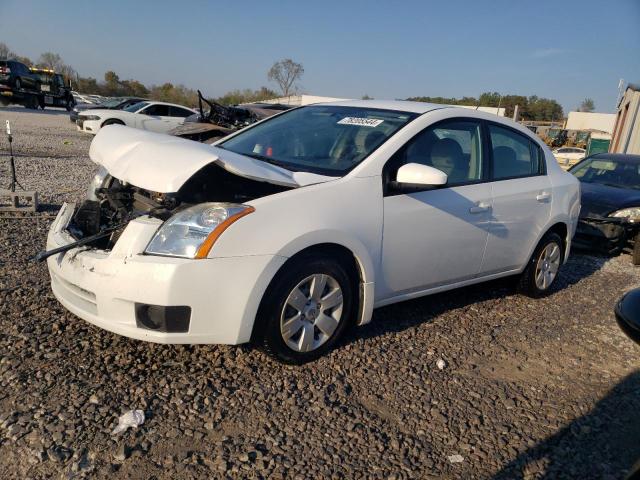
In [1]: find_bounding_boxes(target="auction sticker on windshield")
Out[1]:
[337,117,384,127]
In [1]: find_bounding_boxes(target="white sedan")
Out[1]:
[44,100,580,363]
[553,147,586,168]
[76,100,196,135]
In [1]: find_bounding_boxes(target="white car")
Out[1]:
[44,100,581,363]
[72,93,101,105]
[76,100,196,135]
[553,147,586,168]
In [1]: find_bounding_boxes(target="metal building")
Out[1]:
[611,83,640,154]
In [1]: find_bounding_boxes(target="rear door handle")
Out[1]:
[469,202,491,214]
[536,192,551,202]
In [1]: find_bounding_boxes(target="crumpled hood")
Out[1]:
[89,125,337,193]
[579,181,640,218]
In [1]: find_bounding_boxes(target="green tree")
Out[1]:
[103,71,121,96]
[75,76,101,94]
[216,87,278,105]
[361,94,373,100]
[120,79,149,97]
[268,58,304,96]
[579,98,595,112]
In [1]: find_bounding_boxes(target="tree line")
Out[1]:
[2,41,580,120]
[405,92,565,121]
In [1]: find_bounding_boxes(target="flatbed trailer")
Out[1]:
[0,68,74,111]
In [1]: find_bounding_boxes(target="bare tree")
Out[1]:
[0,42,11,60]
[267,59,304,97]
[38,52,64,71]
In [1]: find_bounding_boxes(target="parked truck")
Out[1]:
[0,60,74,111]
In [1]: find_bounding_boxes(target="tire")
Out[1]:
[26,95,38,110]
[102,119,125,127]
[38,96,45,110]
[65,97,74,112]
[632,234,640,266]
[517,232,564,297]
[255,255,357,364]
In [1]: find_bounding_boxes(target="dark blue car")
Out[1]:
[570,153,640,263]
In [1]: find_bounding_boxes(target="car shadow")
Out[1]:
[492,370,640,479]
[344,252,606,346]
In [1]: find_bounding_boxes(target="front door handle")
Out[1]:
[536,192,551,202]
[469,202,491,214]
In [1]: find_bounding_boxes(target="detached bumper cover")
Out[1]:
[46,203,286,344]
[573,216,638,254]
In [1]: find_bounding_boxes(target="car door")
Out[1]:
[15,62,35,89]
[481,123,551,274]
[168,106,194,127]
[379,119,492,299]
[137,104,173,133]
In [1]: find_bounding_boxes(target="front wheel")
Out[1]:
[517,232,564,297]
[255,256,356,364]
[102,119,125,127]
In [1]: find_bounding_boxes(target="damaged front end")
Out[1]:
[36,126,336,262]
[574,215,639,255]
[66,162,290,253]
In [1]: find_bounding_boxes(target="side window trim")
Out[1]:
[485,120,547,181]
[383,117,488,197]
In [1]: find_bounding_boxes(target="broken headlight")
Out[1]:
[145,203,254,259]
[86,166,110,201]
[609,207,640,222]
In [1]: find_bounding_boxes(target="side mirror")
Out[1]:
[395,163,447,187]
[615,288,640,345]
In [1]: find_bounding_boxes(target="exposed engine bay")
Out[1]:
[69,163,290,250]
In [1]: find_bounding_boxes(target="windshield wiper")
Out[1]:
[245,153,295,170]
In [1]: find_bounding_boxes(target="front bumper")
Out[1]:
[46,203,286,344]
[573,217,638,254]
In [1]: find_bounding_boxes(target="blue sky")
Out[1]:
[1,0,638,113]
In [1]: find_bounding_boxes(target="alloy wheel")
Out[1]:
[535,242,560,290]
[280,273,344,352]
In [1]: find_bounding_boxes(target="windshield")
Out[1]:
[570,157,640,190]
[99,98,124,108]
[124,101,149,113]
[220,105,418,174]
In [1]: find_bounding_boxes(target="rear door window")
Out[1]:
[489,124,542,180]
[169,106,193,118]
[142,104,169,116]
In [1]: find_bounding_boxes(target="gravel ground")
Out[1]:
[1,108,640,479]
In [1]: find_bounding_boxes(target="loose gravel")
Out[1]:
[1,108,639,479]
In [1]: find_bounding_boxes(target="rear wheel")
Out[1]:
[256,256,356,364]
[518,232,563,297]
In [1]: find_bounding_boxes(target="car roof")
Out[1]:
[320,99,446,114]
[591,153,640,163]
[145,101,193,109]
